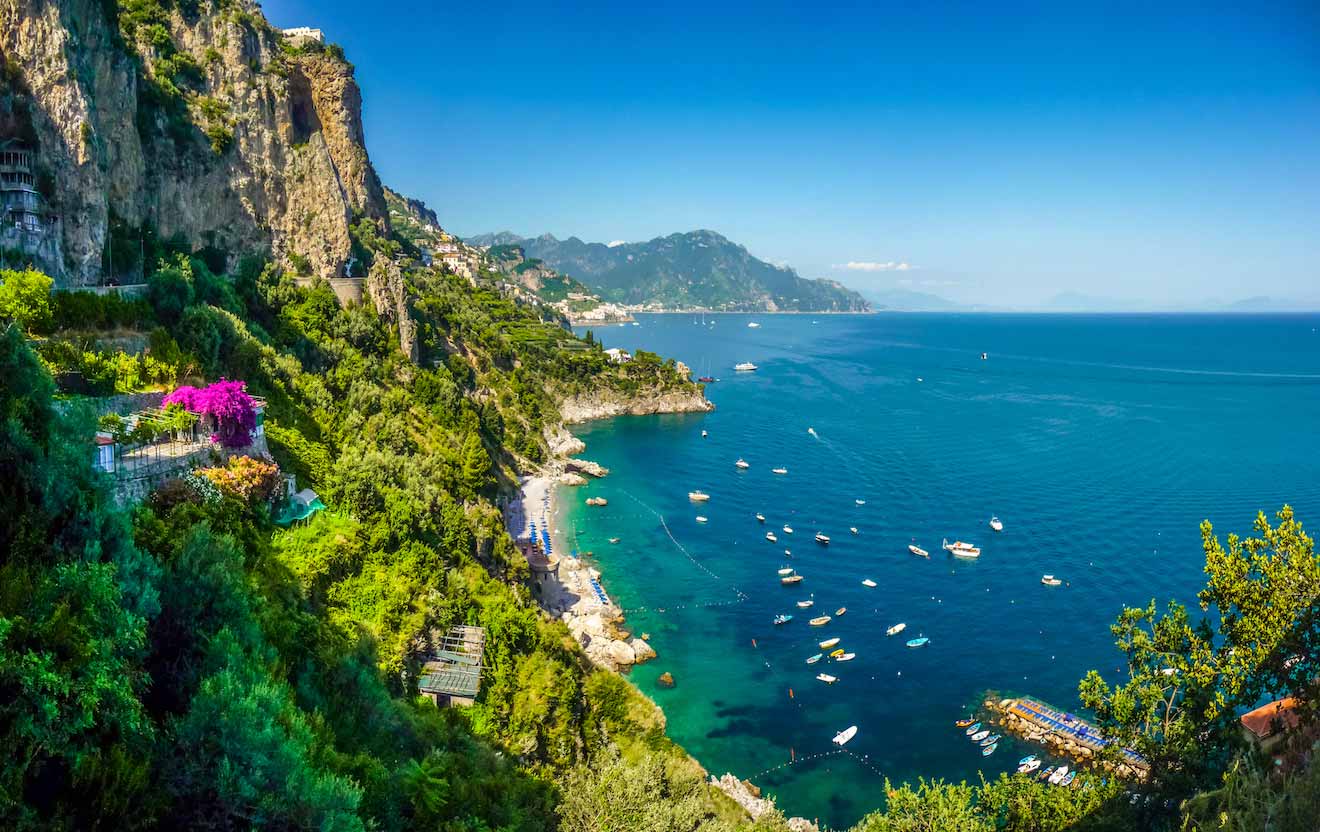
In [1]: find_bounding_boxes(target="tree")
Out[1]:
[0,267,54,333]
[1079,506,1318,794]
[851,779,991,832]
[459,432,489,501]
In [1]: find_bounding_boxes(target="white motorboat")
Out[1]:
[835,652,856,662]
[943,538,981,558]
[796,599,814,608]
[735,362,758,372]
[777,567,795,576]
[701,430,708,438]
[819,637,841,649]
[735,458,750,469]
[747,322,761,328]
[1018,759,1041,774]
[695,516,708,523]
[850,527,858,534]
[1048,766,1070,785]
[909,544,929,558]
[1041,574,1063,587]
[756,513,766,522]
[772,467,788,475]
[855,499,866,505]
[861,578,877,587]
[886,622,906,636]
[766,532,778,543]
[815,532,830,544]
[688,490,711,502]
[783,525,794,534]
[816,673,838,684]
[989,516,1003,532]
[832,725,858,745]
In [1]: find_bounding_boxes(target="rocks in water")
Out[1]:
[630,638,657,664]
[559,472,588,486]
[585,496,608,506]
[710,773,816,831]
[658,671,675,688]
[566,459,609,478]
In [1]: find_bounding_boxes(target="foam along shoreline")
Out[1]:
[507,466,654,672]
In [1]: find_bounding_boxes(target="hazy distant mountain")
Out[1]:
[1223,296,1319,312]
[1042,291,1147,312]
[862,287,966,311]
[465,230,869,312]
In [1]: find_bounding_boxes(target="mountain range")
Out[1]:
[467,231,869,313]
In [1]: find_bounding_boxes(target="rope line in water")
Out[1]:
[745,747,886,783]
[614,487,749,602]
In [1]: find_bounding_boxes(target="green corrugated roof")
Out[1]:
[419,666,480,697]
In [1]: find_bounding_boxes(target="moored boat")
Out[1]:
[1060,771,1077,787]
[773,614,792,625]
[979,734,1001,747]
[766,532,779,543]
[777,567,795,576]
[1041,574,1063,586]
[886,622,906,636]
[850,527,858,534]
[971,730,990,742]
[906,637,930,648]
[835,607,846,616]
[809,615,832,626]
[735,458,750,469]
[815,673,837,684]
[862,578,877,587]
[783,525,794,534]
[909,543,929,557]
[1018,754,1038,766]
[805,653,823,664]
[756,513,766,522]
[1048,766,1070,785]
[832,725,857,746]
[855,499,866,505]
[942,538,981,558]
[688,490,711,502]
[815,532,830,544]
[734,362,758,372]
[835,652,856,662]
[772,467,788,475]
[796,598,814,608]
[989,516,1003,532]
[819,637,841,649]
[695,515,708,523]
[829,648,845,658]
[955,718,976,728]
[1038,766,1056,781]
[964,722,982,736]
[781,574,803,585]
[1018,759,1042,774]
[981,742,997,756]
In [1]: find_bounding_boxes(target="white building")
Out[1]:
[604,348,632,364]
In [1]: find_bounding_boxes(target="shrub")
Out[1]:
[195,455,281,503]
[0,268,54,333]
[164,379,257,447]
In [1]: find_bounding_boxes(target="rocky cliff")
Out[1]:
[559,387,714,424]
[0,0,385,285]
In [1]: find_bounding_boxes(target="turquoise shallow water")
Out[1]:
[563,313,1320,829]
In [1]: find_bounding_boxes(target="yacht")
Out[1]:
[734,362,758,372]
[815,532,830,544]
[777,567,795,576]
[688,490,711,502]
[781,574,803,585]
[735,458,750,469]
[943,538,981,558]
[989,516,1003,532]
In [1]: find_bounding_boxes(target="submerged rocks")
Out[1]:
[657,672,675,688]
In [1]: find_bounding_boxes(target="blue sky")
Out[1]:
[260,0,1319,308]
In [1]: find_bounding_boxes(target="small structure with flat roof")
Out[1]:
[418,625,486,707]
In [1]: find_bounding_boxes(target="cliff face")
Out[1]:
[559,387,714,424]
[0,0,385,285]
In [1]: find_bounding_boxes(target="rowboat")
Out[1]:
[886,623,906,636]
[781,574,803,585]
[964,722,982,736]
[1038,766,1056,781]
[835,607,846,616]
[773,614,792,625]
[861,579,877,587]
[832,725,858,746]
[1060,771,1077,787]
[809,615,832,626]
[805,653,823,664]
[835,652,856,662]
[829,648,845,658]
[979,734,1001,747]
[819,637,841,649]
[1041,574,1063,586]
[971,730,990,742]
[815,673,837,684]
[981,742,997,756]
[688,490,710,502]
[955,718,977,728]
[906,637,930,648]
[908,544,929,558]
[1018,754,1037,765]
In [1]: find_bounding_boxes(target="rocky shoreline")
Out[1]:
[559,388,714,424]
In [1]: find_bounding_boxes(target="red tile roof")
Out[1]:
[1240,697,1301,739]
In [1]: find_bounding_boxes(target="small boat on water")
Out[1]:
[772,467,788,475]
[850,527,858,534]
[747,322,761,328]
[781,574,803,585]
[796,599,814,608]
[979,734,1001,747]
[756,513,766,522]
[971,730,990,742]
[981,352,988,360]
[886,623,906,636]
[835,652,856,662]
[701,430,708,438]
[943,538,981,558]
[956,718,977,728]
[832,725,857,746]
[1039,766,1056,781]
[773,614,792,625]
[766,532,779,543]
[808,427,818,437]
[698,376,716,383]
[989,516,1003,531]
[608,537,621,544]
[695,516,708,523]
[1060,771,1077,787]
[861,578,877,587]
[1048,766,1070,785]
[829,648,845,658]
[805,653,823,664]
[964,722,982,736]
[1018,759,1042,774]
[906,637,930,648]
[735,458,750,469]
[815,673,837,684]
[835,607,846,616]
[735,362,758,372]
[855,499,866,505]
[1041,574,1063,586]
[782,525,794,534]
[981,742,998,757]
[819,637,841,649]
[809,615,832,626]
[815,532,831,544]
[778,567,795,576]
[1018,754,1038,766]
[909,544,929,558]
[688,490,711,502]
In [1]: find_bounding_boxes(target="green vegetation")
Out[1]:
[0,268,54,332]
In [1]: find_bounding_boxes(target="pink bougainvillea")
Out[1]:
[164,379,257,448]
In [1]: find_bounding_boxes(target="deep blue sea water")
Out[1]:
[562,313,1320,829]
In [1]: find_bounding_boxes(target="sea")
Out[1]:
[561,312,1320,829]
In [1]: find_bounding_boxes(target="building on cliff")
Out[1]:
[0,139,62,277]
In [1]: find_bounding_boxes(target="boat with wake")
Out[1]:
[772,467,788,475]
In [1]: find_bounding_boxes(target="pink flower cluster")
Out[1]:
[164,379,257,448]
